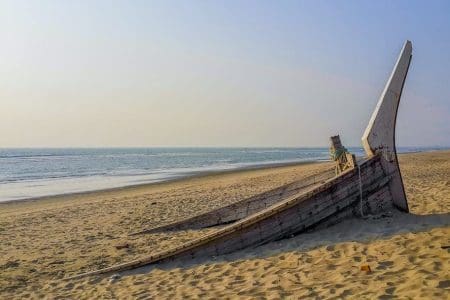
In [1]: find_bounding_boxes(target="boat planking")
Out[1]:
[130,166,336,235]
[67,40,412,280]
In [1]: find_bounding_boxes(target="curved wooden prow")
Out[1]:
[362,40,412,212]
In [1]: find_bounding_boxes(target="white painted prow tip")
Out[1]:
[362,40,412,157]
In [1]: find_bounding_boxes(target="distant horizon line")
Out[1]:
[1,145,449,149]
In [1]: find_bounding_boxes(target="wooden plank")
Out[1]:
[67,155,392,279]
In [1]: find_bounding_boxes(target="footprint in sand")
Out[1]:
[376,261,394,270]
[437,280,450,289]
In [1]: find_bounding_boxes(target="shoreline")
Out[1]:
[1,148,446,206]
[0,159,329,207]
[1,147,446,205]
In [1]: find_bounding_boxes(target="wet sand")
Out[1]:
[0,151,449,299]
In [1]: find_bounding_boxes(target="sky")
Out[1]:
[1,0,449,148]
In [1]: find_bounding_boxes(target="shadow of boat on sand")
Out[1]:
[125,211,450,276]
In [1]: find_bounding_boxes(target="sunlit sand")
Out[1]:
[0,151,449,299]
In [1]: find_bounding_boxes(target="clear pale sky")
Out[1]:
[1,0,449,147]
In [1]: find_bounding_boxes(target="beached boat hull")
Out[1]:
[67,41,412,279]
[130,167,335,235]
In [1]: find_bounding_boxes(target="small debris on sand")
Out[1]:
[114,243,130,250]
[360,265,372,273]
[109,274,121,283]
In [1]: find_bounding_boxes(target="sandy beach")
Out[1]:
[1,150,449,299]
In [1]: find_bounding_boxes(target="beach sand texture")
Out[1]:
[0,151,449,299]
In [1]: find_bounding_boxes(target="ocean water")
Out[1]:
[0,147,433,202]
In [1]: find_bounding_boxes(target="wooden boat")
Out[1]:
[130,166,336,235]
[68,40,412,279]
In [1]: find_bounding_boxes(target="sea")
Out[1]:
[0,147,438,202]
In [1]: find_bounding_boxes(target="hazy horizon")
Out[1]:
[1,1,450,148]
[0,146,447,150]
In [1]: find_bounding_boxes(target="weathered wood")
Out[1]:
[68,155,393,279]
[130,167,335,235]
[362,40,412,212]
[329,135,355,175]
[65,41,413,280]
